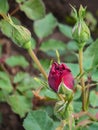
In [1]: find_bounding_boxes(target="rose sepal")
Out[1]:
[57,82,74,101]
[54,100,74,121]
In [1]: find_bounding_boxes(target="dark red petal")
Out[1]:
[48,62,74,92]
[62,71,74,90]
[48,73,61,92]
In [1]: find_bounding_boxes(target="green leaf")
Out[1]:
[0,80,13,93]
[58,23,72,39]
[64,52,77,63]
[20,0,45,20]
[73,89,81,100]
[89,90,98,107]
[40,39,66,52]
[42,105,54,117]
[73,101,82,112]
[0,19,13,38]
[66,63,79,77]
[40,88,58,100]
[0,0,9,14]
[7,94,32,117]
[85,12,97,31]
[34,13,57,38]
[83,56,94,70]
[84,39,98,68]
[40,59,50,70]
[16,0,25,3]
[5,55,29,67]
[16,74,41,92]
[0,90,9,102]
[23,110,55,130]
[0,17,21,38]
[0,71,13,93]
[11,17,21,25]
[91,69,98,82]
[25,90,34,99]
[89,107,98,116]
[0,71,10,81]
[14,72,28,83]
[67,41,78,51]
[89,122,98,130]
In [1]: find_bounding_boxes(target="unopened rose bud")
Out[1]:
[72,20,90,47]
[48,62,74,93]
[5,15,31,49]
[71,5,90,48]
[12,25,31,49]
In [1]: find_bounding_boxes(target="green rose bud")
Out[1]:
[71,5,90,48]
[72,20,90,47]
[12,25,31,49]
[4,15,31,49]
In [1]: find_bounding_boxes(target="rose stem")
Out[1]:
[78,47,86,111]
[28,48,48,80]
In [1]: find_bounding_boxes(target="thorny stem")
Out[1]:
[28,48,48,80]
[78,47,86,111]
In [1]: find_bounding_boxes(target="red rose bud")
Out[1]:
[48,62,74,92]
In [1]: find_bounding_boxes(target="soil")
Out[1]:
[0,0,98,130]
[0,103,24,130]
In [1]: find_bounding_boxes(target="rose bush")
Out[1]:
[48,62,74,92]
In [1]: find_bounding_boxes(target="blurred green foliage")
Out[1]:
[0,1,98,130]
